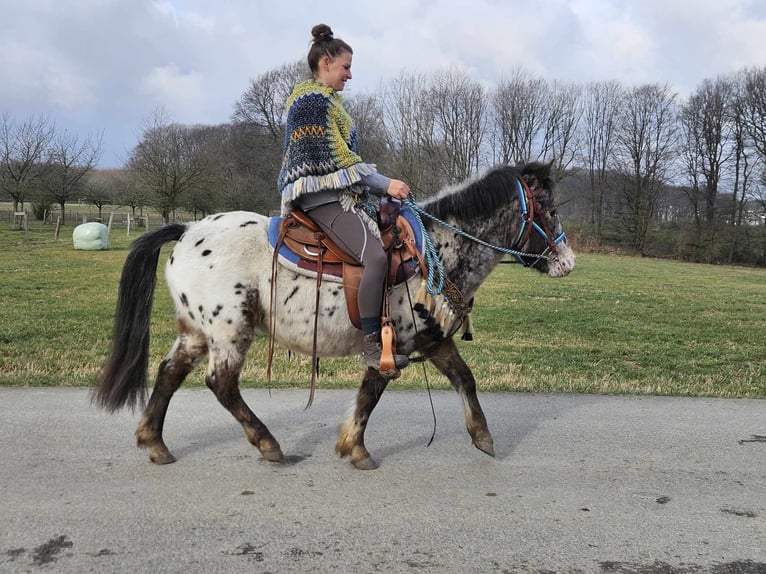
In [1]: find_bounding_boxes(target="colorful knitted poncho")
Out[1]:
[278,79,375,216]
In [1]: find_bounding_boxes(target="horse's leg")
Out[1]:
[135,329,208,464]
[428,338,495,457]
[205,340,284,463]
[336,367,389,470]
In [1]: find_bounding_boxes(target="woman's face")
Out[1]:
[317,50,352,92]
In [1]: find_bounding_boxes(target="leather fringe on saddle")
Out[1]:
[411,277,468,342]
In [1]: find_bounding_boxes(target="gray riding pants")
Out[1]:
[302,201,386,322]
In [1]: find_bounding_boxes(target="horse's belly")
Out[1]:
[269,279,361,357]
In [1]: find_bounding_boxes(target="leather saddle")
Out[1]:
[269,198,425,329]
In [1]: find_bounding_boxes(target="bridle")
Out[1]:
[404,176,567,265]
[510,176,567,268]
[401,171,569,295]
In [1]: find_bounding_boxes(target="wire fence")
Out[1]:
[1,209,166,229]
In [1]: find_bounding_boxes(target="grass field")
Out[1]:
[1,220,764,397]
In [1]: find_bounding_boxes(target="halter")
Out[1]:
[510,177,567,268]
[403,175,567,272]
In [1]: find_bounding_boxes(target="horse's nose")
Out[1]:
[549,244,576,278]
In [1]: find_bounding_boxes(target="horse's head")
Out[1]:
[513,162,576,278]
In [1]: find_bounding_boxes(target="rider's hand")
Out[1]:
[386,179,410,200]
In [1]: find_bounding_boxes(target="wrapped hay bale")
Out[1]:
[73,222,109,250]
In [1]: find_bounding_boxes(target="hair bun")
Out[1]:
[311,24,334,43]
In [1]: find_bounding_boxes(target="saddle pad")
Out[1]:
[267,206,425,282]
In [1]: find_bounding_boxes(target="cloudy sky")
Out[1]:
[2,0,765,168]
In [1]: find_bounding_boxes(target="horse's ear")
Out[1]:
[520,160,555,191]
[540,160,554,182]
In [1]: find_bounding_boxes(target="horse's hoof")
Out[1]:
[473,439,495,458]
[352,455,379,470]
[149,450,177,465]
[261,448,285,463]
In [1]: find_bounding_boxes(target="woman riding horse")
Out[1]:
[278,24,410,372]
[94,161,576,469]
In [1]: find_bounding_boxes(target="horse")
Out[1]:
[93,161,576,470]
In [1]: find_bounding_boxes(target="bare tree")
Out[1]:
[41,129,102,224]
[489,69,548,164]
[344,93,389,168]
[580,80,623,239]
[678,77,735,260]
[727,75,762,262]
[181,125,231,219]
[83,169,122,220]
[736,67,766,264]
[539,80,584,179]
[0,113,55,212]
[129,109,214,223]
[229,61,307,211]
[231,60,307,141]
[426,68,488,184]
[739,67,766,162]
[113,169,148,218]
[614,83,679,253]
[381,71,438,195]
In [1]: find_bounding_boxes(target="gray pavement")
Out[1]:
[0,387,764,573]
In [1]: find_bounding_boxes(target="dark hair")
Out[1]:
[307,24,353,74]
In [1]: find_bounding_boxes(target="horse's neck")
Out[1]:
[427,210,510,300]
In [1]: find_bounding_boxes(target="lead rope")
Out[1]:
[402,188,565,262]
[398,183,552,449]
[402,197,445,299]
[394,222,438,448]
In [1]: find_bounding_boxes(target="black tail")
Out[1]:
[93,224,186,412]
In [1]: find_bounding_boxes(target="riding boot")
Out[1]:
[360,332,410,371]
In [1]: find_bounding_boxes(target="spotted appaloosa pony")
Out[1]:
[94,162,575,470]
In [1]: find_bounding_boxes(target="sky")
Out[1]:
[1,0,765,168]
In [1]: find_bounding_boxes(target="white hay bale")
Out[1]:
[73,222,109,250]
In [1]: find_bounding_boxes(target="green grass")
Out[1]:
[1,221,764,397]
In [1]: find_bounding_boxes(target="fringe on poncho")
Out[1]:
[278,79,376,216]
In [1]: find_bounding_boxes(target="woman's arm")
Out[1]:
[360,171,410,200]
[359,171,391,195]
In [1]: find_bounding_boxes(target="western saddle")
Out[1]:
[268,198,430,401]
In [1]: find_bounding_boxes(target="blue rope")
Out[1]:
[404,197,444,295]
[402,196,563,268]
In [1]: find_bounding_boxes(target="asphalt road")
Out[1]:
[1,387,764,573]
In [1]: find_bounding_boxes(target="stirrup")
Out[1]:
[378,321,409,376]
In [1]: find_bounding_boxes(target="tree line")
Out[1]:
[2,63,765,265]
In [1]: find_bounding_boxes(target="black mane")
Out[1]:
[421,162,556,221]
[422,166,521,222]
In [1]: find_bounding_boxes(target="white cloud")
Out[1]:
[0,37,98,110]
[139,64,205,122]
[0,0,764,166]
